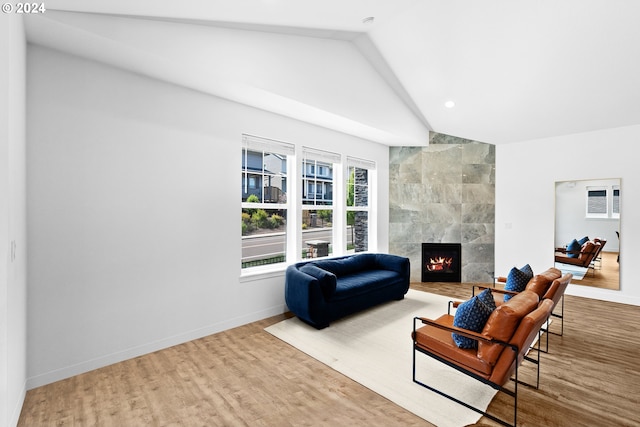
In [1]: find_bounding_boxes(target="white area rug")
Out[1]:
[554,262,587,280]
[265,289,498,427]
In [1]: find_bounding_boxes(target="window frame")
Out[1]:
[585,185,620,219]
[300,147,341,260]
[240,137,378,277]
[241,135,294,271]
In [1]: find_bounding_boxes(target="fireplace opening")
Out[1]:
[421,243,462,282]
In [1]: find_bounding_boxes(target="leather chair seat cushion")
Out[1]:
[478,290,539,366]
[413,315,492,377]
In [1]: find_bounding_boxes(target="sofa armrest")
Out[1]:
[297,264,337,299]
[374,253,410,275]
[285,265,335,325]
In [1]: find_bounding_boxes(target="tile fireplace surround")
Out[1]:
[389,132,495,283]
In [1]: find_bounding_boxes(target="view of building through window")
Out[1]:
[241,136,292,269]
[301,147,338,259]
[241,137,375,270]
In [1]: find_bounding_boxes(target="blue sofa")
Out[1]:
[285,253,410,329]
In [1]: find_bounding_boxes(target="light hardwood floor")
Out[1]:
[570,251,619,290]
[19,282,640,427]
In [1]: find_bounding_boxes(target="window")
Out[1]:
[241,135,294,269]
[586,185,620,219]
[241,136,378,272]
[346,156,375,253]
[586,187,607,216]
[302,147,340,259]
[612,185,620,218]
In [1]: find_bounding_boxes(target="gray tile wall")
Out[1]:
[389,132,495,283]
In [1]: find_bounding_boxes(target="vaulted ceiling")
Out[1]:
[24,0,640,146]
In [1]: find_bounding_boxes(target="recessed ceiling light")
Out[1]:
[362,16,375,25]
[444,101,456,109]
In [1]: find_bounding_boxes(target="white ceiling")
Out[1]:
[24,0,640,145]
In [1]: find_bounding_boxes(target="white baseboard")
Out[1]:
[26,304,287,390]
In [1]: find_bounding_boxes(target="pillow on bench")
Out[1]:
[503,264,533,301]
[452,289,496,349]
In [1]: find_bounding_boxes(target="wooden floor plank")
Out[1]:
[18,282,640,427]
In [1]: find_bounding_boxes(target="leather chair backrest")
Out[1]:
[578,241,599,265]
[489,299,554,385]
[525,267,562,298]
[541,273,572,306]
[477,290,539,366]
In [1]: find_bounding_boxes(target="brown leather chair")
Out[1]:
[540,273,572,337]
[554,239,603,271]
[487,270,572,343]
[491,267,562,302]
[412,290,554,427]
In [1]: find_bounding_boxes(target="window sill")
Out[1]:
[239,264,287,283]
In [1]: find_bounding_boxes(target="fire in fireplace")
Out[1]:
[422,243,462,282]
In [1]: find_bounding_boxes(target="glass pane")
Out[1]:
[242,149,287,204]
[302,159,333,206]
[587,190,607,214]
[302,209,332,259]
[241,208,287,268]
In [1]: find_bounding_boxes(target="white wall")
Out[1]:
[26,45,390,388]
[0,13,28,427]
[496,129,640,305]
[25,12,429,146]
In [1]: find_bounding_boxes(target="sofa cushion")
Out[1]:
[566,239,581,258]
[503,265,533,301]
[331,270,400,300]
[452,295,495,349]
[299,264,337,299]
[477,290,539,366]
[313,254,375,277]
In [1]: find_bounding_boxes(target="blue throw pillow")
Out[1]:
[503,266,532,302]
[577,236,590,246]
[566,239,581,258]
[520,264,533,278]
[476,288,497,312]
[452,296,494,349]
